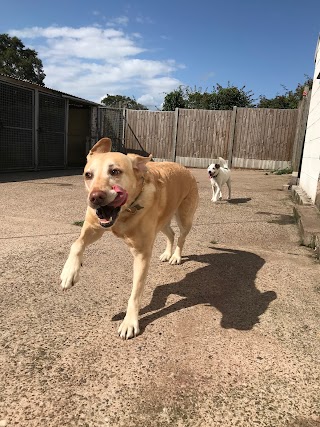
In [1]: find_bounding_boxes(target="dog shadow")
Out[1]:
[113,247,277,334]
[256,211,295,225]
[227,197,252,204]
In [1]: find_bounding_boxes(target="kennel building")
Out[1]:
[0,74,100,172]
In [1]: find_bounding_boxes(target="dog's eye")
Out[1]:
[110,169,121,176]
[84,171,93,179]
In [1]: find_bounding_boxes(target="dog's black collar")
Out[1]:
[125,177,145,214]
[209,166,228,178]
[209,171,219,178]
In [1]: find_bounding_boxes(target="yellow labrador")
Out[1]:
[60,138,199,339]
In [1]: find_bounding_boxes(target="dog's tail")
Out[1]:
[218,157,229,168]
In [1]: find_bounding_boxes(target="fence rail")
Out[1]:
[99,101,309,170]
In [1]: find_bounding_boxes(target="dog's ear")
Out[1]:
[214,163,221,169]
[131,154,153,173]
[88,138,112,156]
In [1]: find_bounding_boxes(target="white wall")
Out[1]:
[299,37,320,202]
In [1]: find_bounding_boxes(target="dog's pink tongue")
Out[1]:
[109,185,128,207]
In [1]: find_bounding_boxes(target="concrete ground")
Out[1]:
[0,168,319,427]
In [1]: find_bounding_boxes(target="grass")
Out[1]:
[73,220,84,227]
[272,167,293,175]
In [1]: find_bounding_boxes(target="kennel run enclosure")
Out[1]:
[0,75,310,173]
[0,75,100,172]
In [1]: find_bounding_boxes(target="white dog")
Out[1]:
[207,157,231,202]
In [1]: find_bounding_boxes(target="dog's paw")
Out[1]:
[168,254,181,265]
[60,258,81,290]
[159,251,172,262]
[211,198,217,203]
[118,316,140,339]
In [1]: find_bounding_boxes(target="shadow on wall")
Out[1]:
[113,247,277,334]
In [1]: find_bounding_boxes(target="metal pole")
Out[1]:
[34,89,39,170]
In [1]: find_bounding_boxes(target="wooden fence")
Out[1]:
[125,110,174,159]
[231,107,298,169]
[291,87,311,172]
[100,103,309,170]
[175,108,232,168]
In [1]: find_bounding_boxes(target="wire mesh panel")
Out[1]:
[0,82,34,171]
[98,108,124,152]
[38,93,66,168]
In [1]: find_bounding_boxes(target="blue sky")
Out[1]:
[1,0,319,109]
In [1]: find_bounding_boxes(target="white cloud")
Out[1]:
[135,15,153,25]
[137,94,156,104]
[107,16,129,27]
[8,24,183,109]
[11,26,144,59]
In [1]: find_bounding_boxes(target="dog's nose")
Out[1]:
[89,191,106,205]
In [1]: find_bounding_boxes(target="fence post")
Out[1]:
[64,98,69,168]
[122,108,126,150]
[291,86,311,174]
[228,106,237,167]
[90,106,99,146]
[34,89,39,170]
[97,107,103,140]
[172,108,179,162]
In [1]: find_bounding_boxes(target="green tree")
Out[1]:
[257,77,313,109]
[101,94,148,110]
[0,34,45,85]
[162,83,255,111]
[208,84,255,110]
[162,86,187,111]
